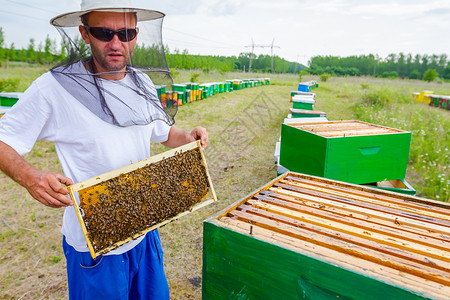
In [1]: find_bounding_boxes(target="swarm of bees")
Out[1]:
[78,148,209,253]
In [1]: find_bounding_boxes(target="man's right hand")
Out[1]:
[25,170,73,208]
[0,141,73,208]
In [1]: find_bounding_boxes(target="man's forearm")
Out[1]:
[161,126,193,149]
[0,141,36,187]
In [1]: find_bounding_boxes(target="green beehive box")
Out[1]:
[0,92,23,107]
[155,85,166,98]
[176,92,185,104]
[292,96,315,110]
[232,80,242,91]
[172,84,187,93]
[363,178,416,196]
[203,172,450,300]
[224,82,231,92]
[280,120,411,184]
[430,96,440,107]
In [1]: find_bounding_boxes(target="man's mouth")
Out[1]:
[108,53,123,59]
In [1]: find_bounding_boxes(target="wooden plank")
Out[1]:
[319,129,401,138]
[276,181,450,226]
[278,179,448,222]
[258,190,450,243]
[268,186,450,235]
[216,217,450,300]
[227,210,450,286]
[284,175,450,215]
[296,120,406,133]
[300,124,385,132]
[69,187,96,259]
[243,201,450,264]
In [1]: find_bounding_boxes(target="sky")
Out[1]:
[0,0,449,66]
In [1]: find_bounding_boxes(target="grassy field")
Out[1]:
[0,66,449,299]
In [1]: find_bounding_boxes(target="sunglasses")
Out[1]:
[84,26,137,42]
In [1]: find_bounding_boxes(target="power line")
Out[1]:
[245,38,280,72]
[0,9,50,22]
[4,0,60,15]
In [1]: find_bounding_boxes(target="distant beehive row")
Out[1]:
[155,78,270,107]
[412,90,450,110]
[69,141,216,259]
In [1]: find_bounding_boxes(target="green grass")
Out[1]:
[0,64,449,299]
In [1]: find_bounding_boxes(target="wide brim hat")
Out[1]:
[50,0,164,27]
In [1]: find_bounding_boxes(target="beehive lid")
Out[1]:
[289,108,327,115]
[292,96,315,104]
[214,172,450,300]
[284,116,328,124]
[0,106,10,114]
[0,92,23,99]
[68,141,216,259]
[287,120,407,138]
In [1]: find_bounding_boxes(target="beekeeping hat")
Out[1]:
[49,0,177,127]
[50,0,164,27]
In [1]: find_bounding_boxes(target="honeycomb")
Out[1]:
[76,148,209,254]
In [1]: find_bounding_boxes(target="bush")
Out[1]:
[320,73,330,82]
[298,70,308,82]
[388,71,398,78]
[408,69,421,79]
[0,77,20,92]
[170,69,180,80]
[361,90,392,108]
[423,69,438,82]
[360,83,370,89]
[190,72,200,82]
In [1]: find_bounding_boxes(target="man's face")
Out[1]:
[80,11,138,73]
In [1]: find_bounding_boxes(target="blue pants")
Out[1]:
[63,230,170,300]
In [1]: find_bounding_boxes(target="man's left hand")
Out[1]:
[190,126,208,150]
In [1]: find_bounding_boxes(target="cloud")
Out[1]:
[425,8,450,15]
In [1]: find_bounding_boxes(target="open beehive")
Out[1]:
[68,141,216,259]
[280,120,411,184]
[203,172,450,300]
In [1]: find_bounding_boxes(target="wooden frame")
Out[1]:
[289,120,407,138]
[68,140,217,259]
[205,171,450,299]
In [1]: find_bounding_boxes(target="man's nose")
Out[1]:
[108,34,122,49]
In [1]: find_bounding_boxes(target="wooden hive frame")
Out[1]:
[68,140,217,259]
[290,120,407,138]
[210,172,450,299]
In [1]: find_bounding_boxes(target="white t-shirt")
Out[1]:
[0,67,171,254]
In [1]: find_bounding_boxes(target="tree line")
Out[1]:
[306,54,450,80]
[0,27,305,74]
[1,27,448,80]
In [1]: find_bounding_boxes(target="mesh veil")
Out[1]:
[50,9,177,127]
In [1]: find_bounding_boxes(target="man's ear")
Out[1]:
[79,25,90,44]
